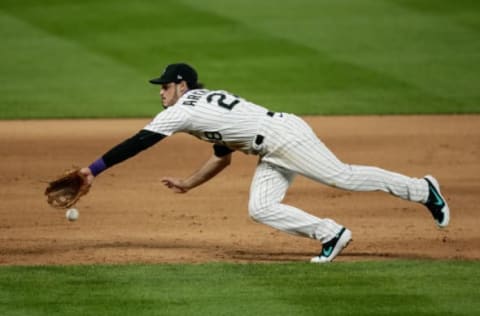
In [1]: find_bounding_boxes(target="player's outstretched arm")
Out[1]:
[86,129,166,178]
[161,153,232,193]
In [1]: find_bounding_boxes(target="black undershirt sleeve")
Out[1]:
[213,144,234,157]
[102,129,166,167]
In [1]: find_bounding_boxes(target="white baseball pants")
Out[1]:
[248,113,429,242]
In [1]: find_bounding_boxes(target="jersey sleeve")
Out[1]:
[102,129,166,168]
[143,106,191,136]
[89,129,166,176]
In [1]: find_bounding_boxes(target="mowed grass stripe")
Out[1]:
[1,261,479,316]
[180,0,480,113]
[2,0,478,117]
[0,10,157,118]
[392,0,480,31]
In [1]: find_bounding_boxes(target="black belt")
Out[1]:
[254,111,275,146]
[255,135,264,145]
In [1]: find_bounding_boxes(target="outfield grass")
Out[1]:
[1,261,479,316]
[1,0,479,118]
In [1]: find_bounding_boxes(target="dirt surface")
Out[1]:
[1,116,479,265]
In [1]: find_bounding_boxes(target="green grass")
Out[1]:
[1,261,479,316]
[0,0,479,118]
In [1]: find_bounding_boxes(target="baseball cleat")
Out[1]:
[424,175,450,228]
[311,227,352,263]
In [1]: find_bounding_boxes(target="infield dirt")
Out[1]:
[1,116,479,265]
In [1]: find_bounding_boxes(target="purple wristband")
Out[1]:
[88,158,107,176]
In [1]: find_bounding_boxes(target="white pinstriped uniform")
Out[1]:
[144,89,430,243]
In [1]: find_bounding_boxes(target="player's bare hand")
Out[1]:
[79,167,95,187]
[161,177,189,193]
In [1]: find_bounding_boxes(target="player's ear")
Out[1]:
[179,80,189,94]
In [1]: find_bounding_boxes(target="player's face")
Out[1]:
[160,83,180,107]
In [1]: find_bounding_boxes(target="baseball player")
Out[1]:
[80,63,450,263]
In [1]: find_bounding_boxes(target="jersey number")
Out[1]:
[206,93,239,110]
[204,92,239,143]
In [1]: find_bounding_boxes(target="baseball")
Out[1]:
[65,208,79,221]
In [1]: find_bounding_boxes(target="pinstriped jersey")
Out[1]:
[144,89,268,154]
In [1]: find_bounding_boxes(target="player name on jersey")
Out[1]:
[182,89,208,106]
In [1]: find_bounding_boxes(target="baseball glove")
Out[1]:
[44,168,90,209]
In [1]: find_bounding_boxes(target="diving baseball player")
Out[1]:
[80,63,450,263]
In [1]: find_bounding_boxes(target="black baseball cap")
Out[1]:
[149,63,198,86]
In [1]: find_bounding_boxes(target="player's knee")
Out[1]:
[248,200,269,222]
[248,201,260,221]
